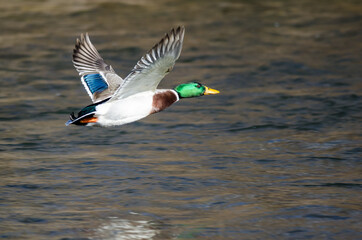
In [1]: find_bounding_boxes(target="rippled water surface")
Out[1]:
[0,0,361,239]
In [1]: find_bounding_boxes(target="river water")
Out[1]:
[0,0,361,239]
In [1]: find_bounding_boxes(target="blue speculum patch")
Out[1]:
[83,74,108,94]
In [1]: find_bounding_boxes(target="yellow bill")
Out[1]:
[204,86,220,95]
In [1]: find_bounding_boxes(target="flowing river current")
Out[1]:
[0,1,361,239]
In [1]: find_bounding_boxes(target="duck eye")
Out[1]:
[196,84,201,88]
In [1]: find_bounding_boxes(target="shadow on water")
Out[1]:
[0,0,361,239]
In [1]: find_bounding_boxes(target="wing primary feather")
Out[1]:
[167,31,174,52]
[78,34,94,58]
[85,33,103,58]
[83,35,101,59]
[150,48,157,62]
[110,26,185,101]
[73,33,108,75]
[72,32,124,103]
[74,38,96,61]
[162,36,168,55]
[145,53,153,63]
[140,57,150,66]
[75,47,98,64]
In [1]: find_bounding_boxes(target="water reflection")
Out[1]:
[91,217,159,240]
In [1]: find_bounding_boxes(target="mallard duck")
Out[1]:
[66,26,219,127]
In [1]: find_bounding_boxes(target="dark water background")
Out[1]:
[0,0,361,239]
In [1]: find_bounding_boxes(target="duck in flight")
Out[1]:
[66,26,219,127]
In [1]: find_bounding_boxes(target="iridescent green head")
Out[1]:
[174,82,220,98]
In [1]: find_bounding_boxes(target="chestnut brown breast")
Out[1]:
[151,90,178,114]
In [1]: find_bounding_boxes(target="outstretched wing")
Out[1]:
[73,33,123,103]
[110,26,185,101]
